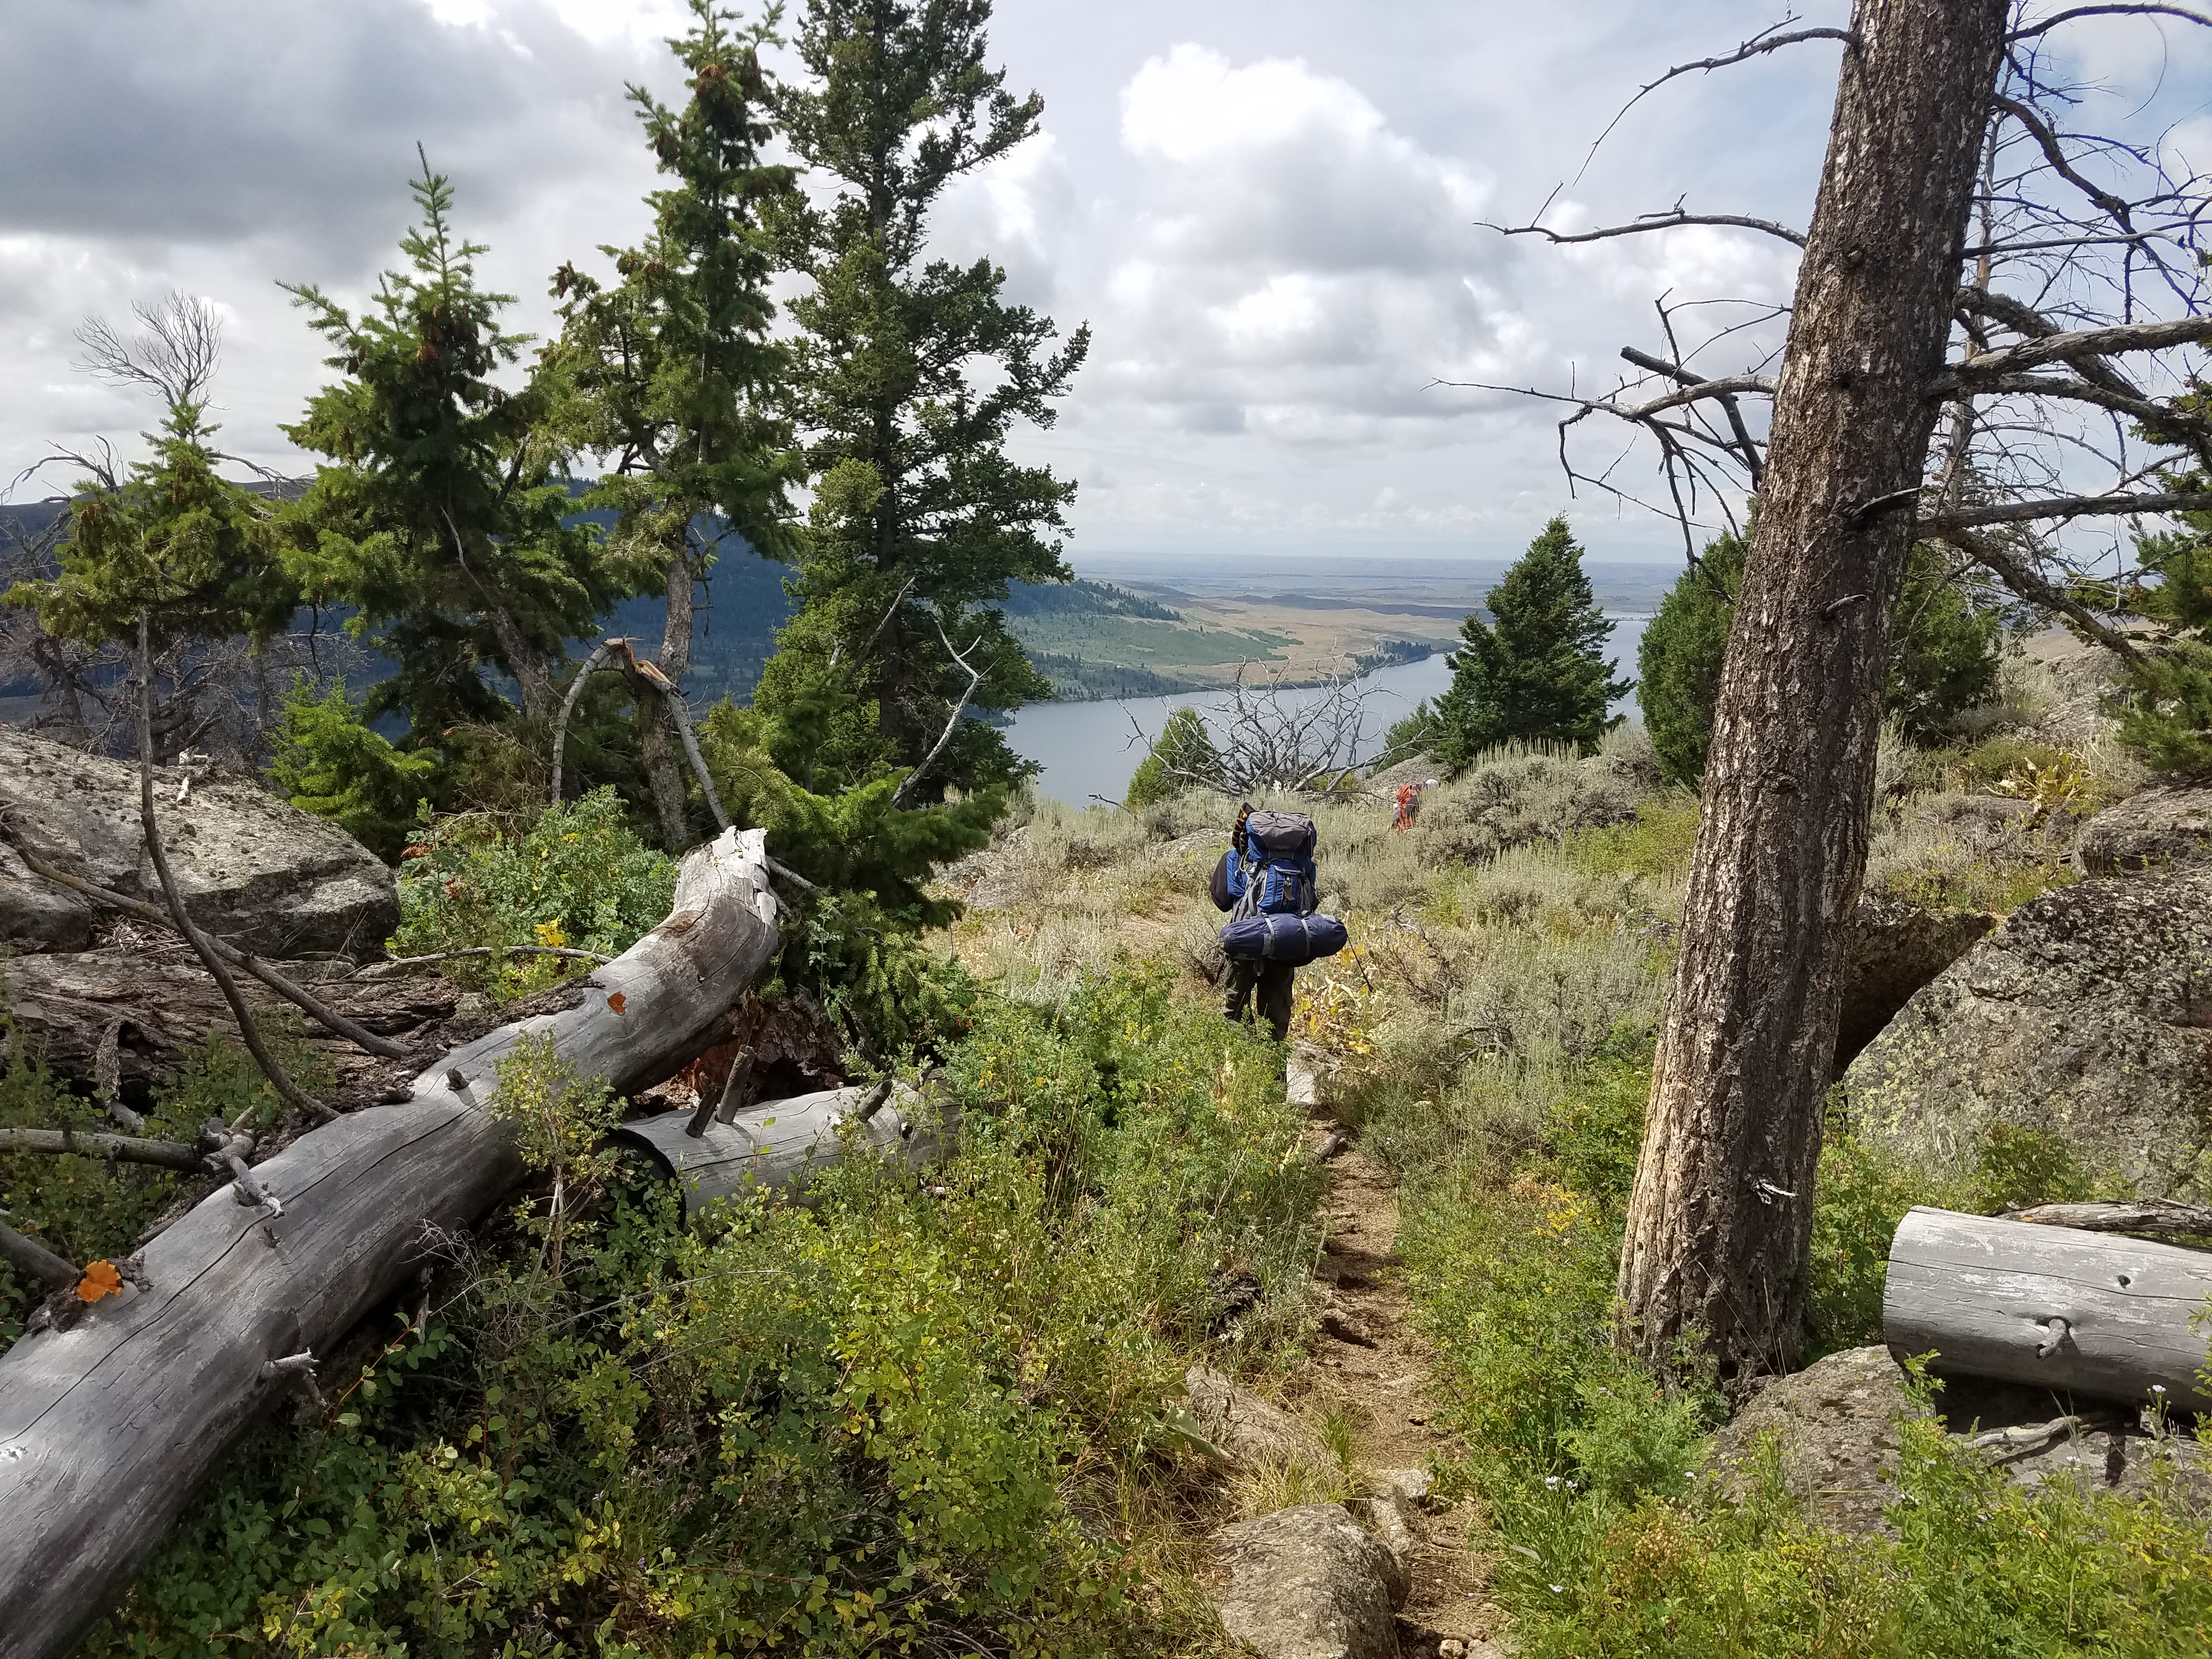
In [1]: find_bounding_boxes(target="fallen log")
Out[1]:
[2005,1199,2212,1238]
[0,826,783,1659]
[615,1081,948,1217]
[1883,1206,2212,1415]
[1,949,459,1104]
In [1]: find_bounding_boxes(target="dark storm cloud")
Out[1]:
[0,0,633,261]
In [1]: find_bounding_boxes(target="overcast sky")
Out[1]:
[3,2,2205,566]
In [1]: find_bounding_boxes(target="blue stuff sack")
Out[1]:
[1219,912,1349,965]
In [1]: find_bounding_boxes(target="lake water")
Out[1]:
[1006,615,1650,805]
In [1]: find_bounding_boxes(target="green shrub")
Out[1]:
[86,966,1324,1656]
[1508,1410,2212,1658]
[1640,538,2002,787]
[1124,707,1217,809]
[1809,1128,1964,1351]
[1968,1120,2094,1214]
[391,789,676,1000]
[266,676,441,862]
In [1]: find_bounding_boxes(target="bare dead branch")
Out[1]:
[549,639,615,806]
[2007,4,2212,42]
[134,615,333,1125]
[1924,522,2146,661]
[1621,346,1768,485]
[1485,207,1808,250]
[356,945,613,979]
[890,614,988,809]
[1573,22,1858,181]
[2005,1197,2212,1233]
[0,1214,80,1291]
[0,832,412,1062]
[1922,487,2212,528]
[75,295,223,413]
[0,1128,208,1173]
[1945,314,2212,376]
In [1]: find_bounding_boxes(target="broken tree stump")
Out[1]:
[0,827,783,1659]
[1883,1205,2212,1415]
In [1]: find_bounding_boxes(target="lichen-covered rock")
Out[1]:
[1209,1504,1402,1659]
[1705,1347,2212,1534]
[1185,1365,1338,1478]
[0,841,93,952]
[1705,1346,1928,1535]
[1843,869,2212,1199]
[0,726,396,960]
[1836,892,1996,1070]
[2075,774,2212,877]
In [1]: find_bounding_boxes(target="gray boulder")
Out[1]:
[1209,1504,1402,1659]
[1705,1346,1927,1535]
[0,726,397,960]
[1835,892,1996,1071]
[1184,1365,1339,1480]
[1705,1346,2212,1532]
[2075,774,2212,877]
[1843,868,2212,1199]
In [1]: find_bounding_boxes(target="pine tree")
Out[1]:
[553,1,804,847]
[7,296,301,757]
[1430,516,1628,771]
[1639,534,2000,788]
[280,155,624,741]
[754,0,1088,801]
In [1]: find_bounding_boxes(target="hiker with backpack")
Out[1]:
[1210,802,1349,1041]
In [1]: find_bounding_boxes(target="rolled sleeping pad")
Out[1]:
[1219,912,1349,964]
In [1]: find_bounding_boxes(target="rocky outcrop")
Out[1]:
[1704,1345,2212,1532]
[2075,773,2212,877]
[1705,1346,1928,1534]
[1836,893,1996,1071]
[0,727,396,959]
[1185,1364,1339,1479]
[1843,868,2212,1199]
[1209,1504,1403,1659]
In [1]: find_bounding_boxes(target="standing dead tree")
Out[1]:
[1466,3,2211,1384]
[1130,664,1379,796]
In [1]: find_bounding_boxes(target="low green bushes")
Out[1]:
[86,966,1317,1657]
[391,789,678,1000]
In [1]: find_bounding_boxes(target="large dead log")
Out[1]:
[1,947,459,1105]
[0,827,782,1659]
[615,1082,948,1217]
[1884,1206,2212,1415]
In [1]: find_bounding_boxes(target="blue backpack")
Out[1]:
[1218,809,1348,964]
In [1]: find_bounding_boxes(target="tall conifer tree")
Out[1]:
[554,1,803,847]
[1430,515,1628,771]
[756,0,1088,800]
[281,157,619,740]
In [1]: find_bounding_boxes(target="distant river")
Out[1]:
[1006,616,1650,806]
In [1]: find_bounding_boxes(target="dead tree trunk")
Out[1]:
[0,827,782,1659]
[1885,1207,2212,1414]
[1617,0,2012,1385]
[637,546,699,849]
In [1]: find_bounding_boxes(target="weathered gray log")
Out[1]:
[614,1082,941,1218]
[1884,1206,2212,1414]
[0,1126,208,1173]
[0,948,458,1103]
[2006,1199,2212,1238]
[0,826,783,1659]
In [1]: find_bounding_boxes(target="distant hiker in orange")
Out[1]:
[1391,780,1430,831]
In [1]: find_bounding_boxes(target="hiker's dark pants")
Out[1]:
[1222,957,1295,1042]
